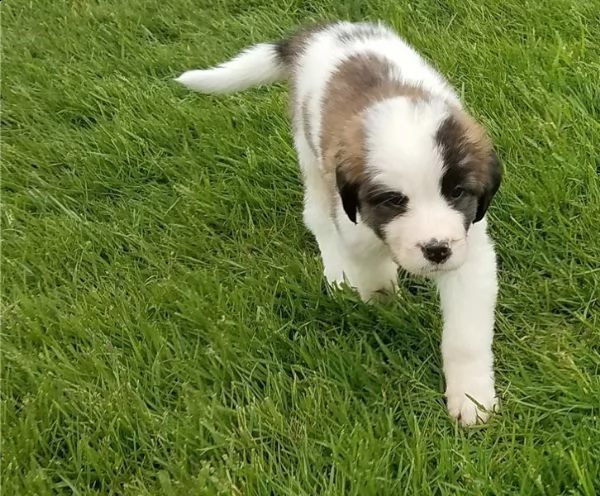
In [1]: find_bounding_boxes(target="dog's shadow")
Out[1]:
[267,269,446,403]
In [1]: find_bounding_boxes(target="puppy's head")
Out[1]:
[335,97,501,275]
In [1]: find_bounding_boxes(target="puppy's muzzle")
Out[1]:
[421,240,451,264]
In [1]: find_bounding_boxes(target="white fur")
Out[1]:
[176,43,286,93]
[293,22,461,166]
[176,21,498,426]
[435,218,498,424]
[364,97,469,275]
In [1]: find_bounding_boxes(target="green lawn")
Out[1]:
[2,0,600,494]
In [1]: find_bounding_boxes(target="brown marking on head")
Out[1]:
[331,115,365,223]
[437,110,501,225]
[320,54,429,223]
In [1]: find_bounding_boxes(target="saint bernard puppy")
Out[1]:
[176,21,502,425]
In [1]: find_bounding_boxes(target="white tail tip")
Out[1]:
[175,43,287,94]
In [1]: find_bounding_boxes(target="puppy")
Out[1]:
[176,21,502,425]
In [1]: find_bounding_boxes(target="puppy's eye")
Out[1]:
[451,186,465,199]
[375,192,407,209]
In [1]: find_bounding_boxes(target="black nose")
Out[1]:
[421,241,451,264]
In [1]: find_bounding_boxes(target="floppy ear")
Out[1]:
[474,149,502,223]
[331,116,365,224]
[335,164,360,224]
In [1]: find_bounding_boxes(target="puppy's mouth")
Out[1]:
[420,265,454,275]
[391,256,460,277]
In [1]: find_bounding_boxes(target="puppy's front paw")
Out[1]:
[446,377,498,426]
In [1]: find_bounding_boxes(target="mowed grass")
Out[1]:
[2,0,600,493]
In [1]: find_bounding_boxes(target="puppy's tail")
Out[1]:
[175,42,289,94]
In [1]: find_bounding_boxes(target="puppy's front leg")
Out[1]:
[435,220,499,426]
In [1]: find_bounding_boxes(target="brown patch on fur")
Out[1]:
[319,54,429,218]
[275,22,332,67]
[451,111,494,185]
[436,111,495,193]
[437,112,501,224]
[279,23,332,138]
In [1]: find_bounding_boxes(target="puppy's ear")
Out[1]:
[474,149,502,223]
[335,164,360,224]
[330,116,365,224]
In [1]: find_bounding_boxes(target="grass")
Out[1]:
[2,0,600,494]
